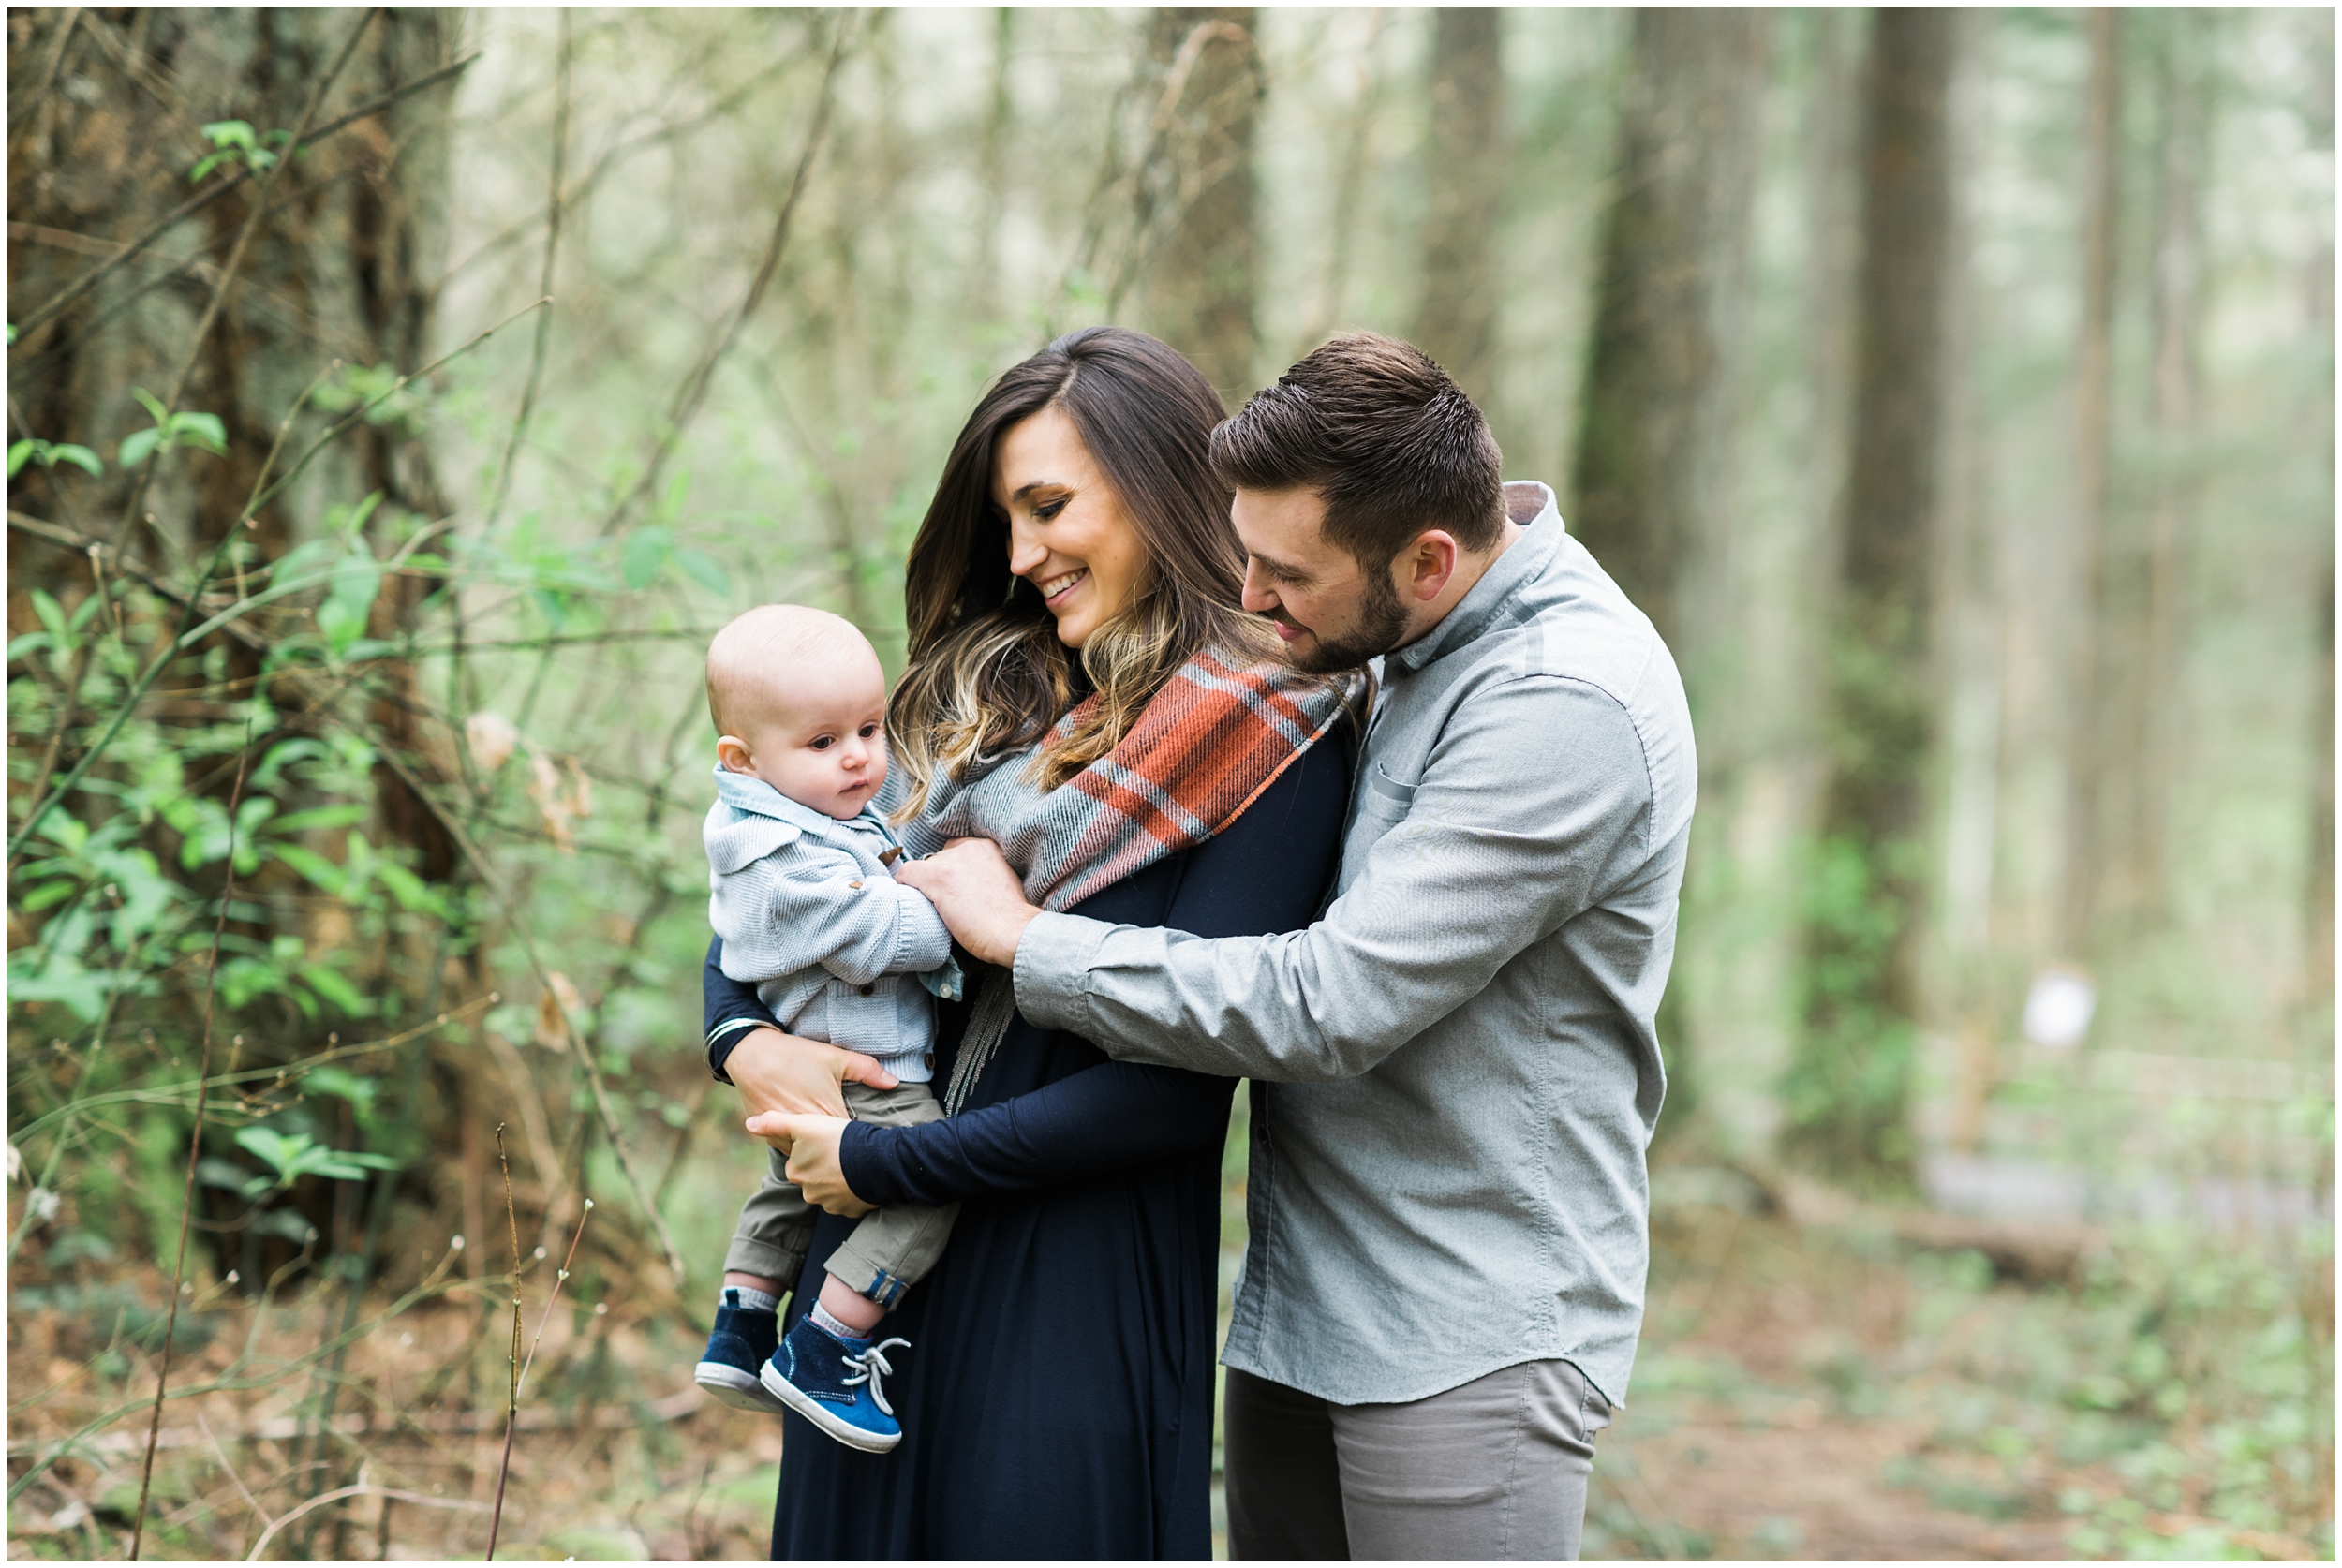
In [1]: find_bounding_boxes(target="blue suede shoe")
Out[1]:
[694,1289,786,1415]
[761,1316,909,1454]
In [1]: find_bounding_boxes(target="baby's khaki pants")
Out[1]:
[722,1080,957,1309]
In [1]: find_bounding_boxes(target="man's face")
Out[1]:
[1231,486,1411,674]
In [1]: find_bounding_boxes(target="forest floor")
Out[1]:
[7,1178,2331,1561]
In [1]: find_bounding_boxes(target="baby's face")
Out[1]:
[719,659,890,821]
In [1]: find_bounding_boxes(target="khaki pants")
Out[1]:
[1224,1359,1613,1561]
[721,1080,957,1310]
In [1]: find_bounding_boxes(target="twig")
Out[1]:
[595,15,855,538]
[518,1199,594,1398]
[485,1126,525,1561]
[127,713,258,1561]
[483,9,572,534]
[244,1484,490,1561]
[195,1413,274,1555]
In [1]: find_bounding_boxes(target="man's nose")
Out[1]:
[1240,561,1278,615]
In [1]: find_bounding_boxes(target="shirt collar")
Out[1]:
[1386,481,1565,675]
[712,764,891,840]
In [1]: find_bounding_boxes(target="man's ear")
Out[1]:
[716,734,756,774]
[1400,530,1461,603]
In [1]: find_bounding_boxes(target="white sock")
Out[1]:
[724,1285,779,1314]
[808,1302,869,1342]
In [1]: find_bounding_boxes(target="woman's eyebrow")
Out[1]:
[1009,479,1071,502]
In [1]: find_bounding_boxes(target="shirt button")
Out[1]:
[857,983,876,997]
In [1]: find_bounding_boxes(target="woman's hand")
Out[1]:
[745,1112,873,1217]
[723,1028,897,1121]
[895,838,1040,967]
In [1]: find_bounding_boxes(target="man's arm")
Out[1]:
[1012,677,1655,1082]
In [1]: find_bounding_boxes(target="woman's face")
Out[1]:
[991,406,1149,650]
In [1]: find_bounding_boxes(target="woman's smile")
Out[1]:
[1039,567,1089,604]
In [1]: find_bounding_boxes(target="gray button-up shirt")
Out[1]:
[1014,481,1696,1406]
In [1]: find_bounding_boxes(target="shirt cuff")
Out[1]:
[705,1016,766,1083]
[890,883,956,975]
[1011,911,1113,1034]
[836,1120,897,1207]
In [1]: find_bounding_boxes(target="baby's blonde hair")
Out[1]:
[705,604,875,737]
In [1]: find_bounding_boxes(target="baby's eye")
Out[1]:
[808,735,835,751]
[858,723,881,739]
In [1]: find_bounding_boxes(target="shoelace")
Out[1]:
[841,1337,911,1417]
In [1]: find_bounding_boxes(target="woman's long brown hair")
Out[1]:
[890,326,1282,807]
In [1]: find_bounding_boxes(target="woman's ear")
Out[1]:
[716,734,757,775]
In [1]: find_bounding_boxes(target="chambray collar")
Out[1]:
[1386,481,1565,675]
[711,764,894,842]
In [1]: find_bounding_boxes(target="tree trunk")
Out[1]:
[1567,7,1771,649]
[1414,7,1506,412]
[2059,8,2123,957]
[1789,7,1956,1183]
[971,7,1017,324]
[2136,7,2208,928]
[2303,11,2336,1007]
[1135,7,1262,407]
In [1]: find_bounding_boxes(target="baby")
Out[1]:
[691,604,961,1455]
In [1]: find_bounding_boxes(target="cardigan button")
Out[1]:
[857,983,876,997]
[924,1052,936,1071]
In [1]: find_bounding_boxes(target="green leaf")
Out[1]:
[620,525,671,590]
[189,149,236,184]
[674,547,730,595]
[658,468,691,525]
[7,439,32,479]
[265,804,365,835]
[201,120,258,151]
[47,443,102,477]
[29,589,70,648]
[6,631,50,662]
[298,961,372,1017]
[118,428,158,470]
[171,411,228,456]
[269,841,349,896]
[131,387,169,424]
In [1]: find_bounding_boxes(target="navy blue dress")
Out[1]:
[700,738,1350,1561]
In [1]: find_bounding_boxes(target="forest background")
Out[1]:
[5,6,2333,1561]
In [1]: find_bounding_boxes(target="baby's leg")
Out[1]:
[818,1082,959,1329]
[725,1144,818,1291]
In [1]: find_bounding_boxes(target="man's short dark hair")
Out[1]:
[1208,332,1505,564]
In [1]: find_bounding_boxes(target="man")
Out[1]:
[898,332,1697,1561]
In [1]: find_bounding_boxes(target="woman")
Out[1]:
[701,327,1354,1560]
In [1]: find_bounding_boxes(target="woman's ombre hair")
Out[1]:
[891,327,1281,806]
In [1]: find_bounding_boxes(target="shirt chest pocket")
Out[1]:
[1351,761,1419,845]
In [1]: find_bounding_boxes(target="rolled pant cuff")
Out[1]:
[823,1241,908,1309]
[721,1237,808,1285]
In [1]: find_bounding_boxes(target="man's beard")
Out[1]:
[1277,564,1411,674]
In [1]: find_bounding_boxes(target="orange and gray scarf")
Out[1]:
[899,644,1351,1109]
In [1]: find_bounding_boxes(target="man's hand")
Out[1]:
[723,1028,897,1121]
[744,1111,872,1217]
[894,838,1041,967]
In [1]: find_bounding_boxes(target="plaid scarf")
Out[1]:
[898,645,1352,1110]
